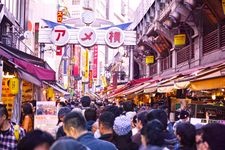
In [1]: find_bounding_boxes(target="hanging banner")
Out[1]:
[101,75,108,88]
[145,56,154,64]
[174,34,186,46]
[93,45,98,78]
[82,49,89,82]
[89,70,93,88]
[223,0,225,14]
[56,46,62,55]
[73,45,81,78]
[47,87,54,100]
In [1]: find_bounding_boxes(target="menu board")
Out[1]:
[22,80,33,102]
[34,101,57,136]
[1,78,15,118]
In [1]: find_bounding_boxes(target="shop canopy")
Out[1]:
[0,44,56,84]
[44,82,70,96]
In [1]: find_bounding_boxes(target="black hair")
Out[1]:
[99,111,115,129]
[200,123,225,150]
[18,129,54,150]
[141,119,165,146]
[22,103,33,115]
[103,105,122,117]
[137,110,148,127]
[146,109,168,130]
[176,123,196,148]
[63,111,86,131]
[122,100,134,112]
[80,96,91,107]
[84,108,97,121]
[0,104,8,119]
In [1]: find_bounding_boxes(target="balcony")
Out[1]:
[161,55,172,72]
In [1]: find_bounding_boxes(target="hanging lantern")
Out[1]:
[9,77,19,95]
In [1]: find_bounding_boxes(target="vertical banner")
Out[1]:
[34,23,39,57]
[82,49,89,82]
[57,11,63,23]
[73,45,81,78]
[101,75,108,88]
[56,46,62,55]
[89,70,93,88]
[93,45,98,78]
[223,0,225,14]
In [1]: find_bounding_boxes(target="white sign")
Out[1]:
[105,27,124,48]
[39,26,136,47]
[50,25,70,46]
[78,27,97,47]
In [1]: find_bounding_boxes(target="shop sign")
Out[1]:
[89,70,93,88]
[223,0,225,14]
[174,34,186,46]
[105,27,124,48]
[73,45,81,78]
[78,27,97,47]
[50,25,70,46]
[47,87,54,100]
[101,75,108,88]
[92,45,98,78]
[56,46,62,55]
[57,11,63,23]
[9,77,19,95]
[82,49,89,82]
[146,56,154,64]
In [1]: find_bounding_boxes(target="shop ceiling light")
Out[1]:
[163,19,173,29]
[183,0,196,10]
[169,11,181,24]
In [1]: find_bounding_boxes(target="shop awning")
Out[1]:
[190,76,225,91]
[17,68,42,87]
[0,44,56,81]
[44,82,70,95]
[122,83,151,96]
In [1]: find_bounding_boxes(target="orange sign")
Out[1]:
[57,11,63,23]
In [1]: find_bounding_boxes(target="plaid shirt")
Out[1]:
[0,122,26,150]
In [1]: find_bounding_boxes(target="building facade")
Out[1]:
[130,0,225,79]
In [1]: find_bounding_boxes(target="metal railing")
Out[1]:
[177,44,194,65]
[161,55,172,71]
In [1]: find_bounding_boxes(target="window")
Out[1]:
[72,0,80,5]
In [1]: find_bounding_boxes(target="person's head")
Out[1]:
[22,102,33,115]
[113,115,132,136]
[146,109,168,130]
[141,119,165,147]
[84,108,97,122]
[50,137,88,150]
[196,123,225,150]
[179,110,190,122]
[176,123,196,148]
[18,129,54,150]
[0,104,8,127]
[103,105,121,117]
[136,110,148,130]
[63,111,86,139]
[80,96,91,107]
[58,107,71,124]
[98,111,115,135]
[122,100,134,112]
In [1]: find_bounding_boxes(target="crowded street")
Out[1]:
[0,0,225,150]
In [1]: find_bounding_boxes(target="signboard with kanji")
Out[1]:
[50,25,70,46]
[92,45,98,78]
[174,34,186,46]
[57,11,63,23]
[78,27,97,47]
[105,27,124,48]
[146,56,154,64]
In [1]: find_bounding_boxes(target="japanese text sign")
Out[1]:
[78,27,97,47]
[92,45,98,78]
[57,11,63,23]
[105,27,125,48]
[50,25,70,46]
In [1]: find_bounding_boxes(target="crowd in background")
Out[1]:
[0,96,225,150]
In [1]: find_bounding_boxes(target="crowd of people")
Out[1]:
[0,96,225,150]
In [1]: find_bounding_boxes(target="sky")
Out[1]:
[129,0,141,11]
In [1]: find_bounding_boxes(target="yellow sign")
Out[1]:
[223,0,225,14]
[47,87,54,100]
[174,34,186,46]
[9,78,19,95]
[82,49,89,81]
[146,56,154,64]
[101,76,108,88]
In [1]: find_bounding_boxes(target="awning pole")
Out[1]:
[129,46,134,80]
[0,60,3,102]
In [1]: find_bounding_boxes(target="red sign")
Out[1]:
[56,46,62,55]
[78,27,97,47]
[93,45,98,78]
[105,27,124,48]
[57,11,63,23]
[89,70,93,88]
[50,25,70,46]
[73,45,81,78]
